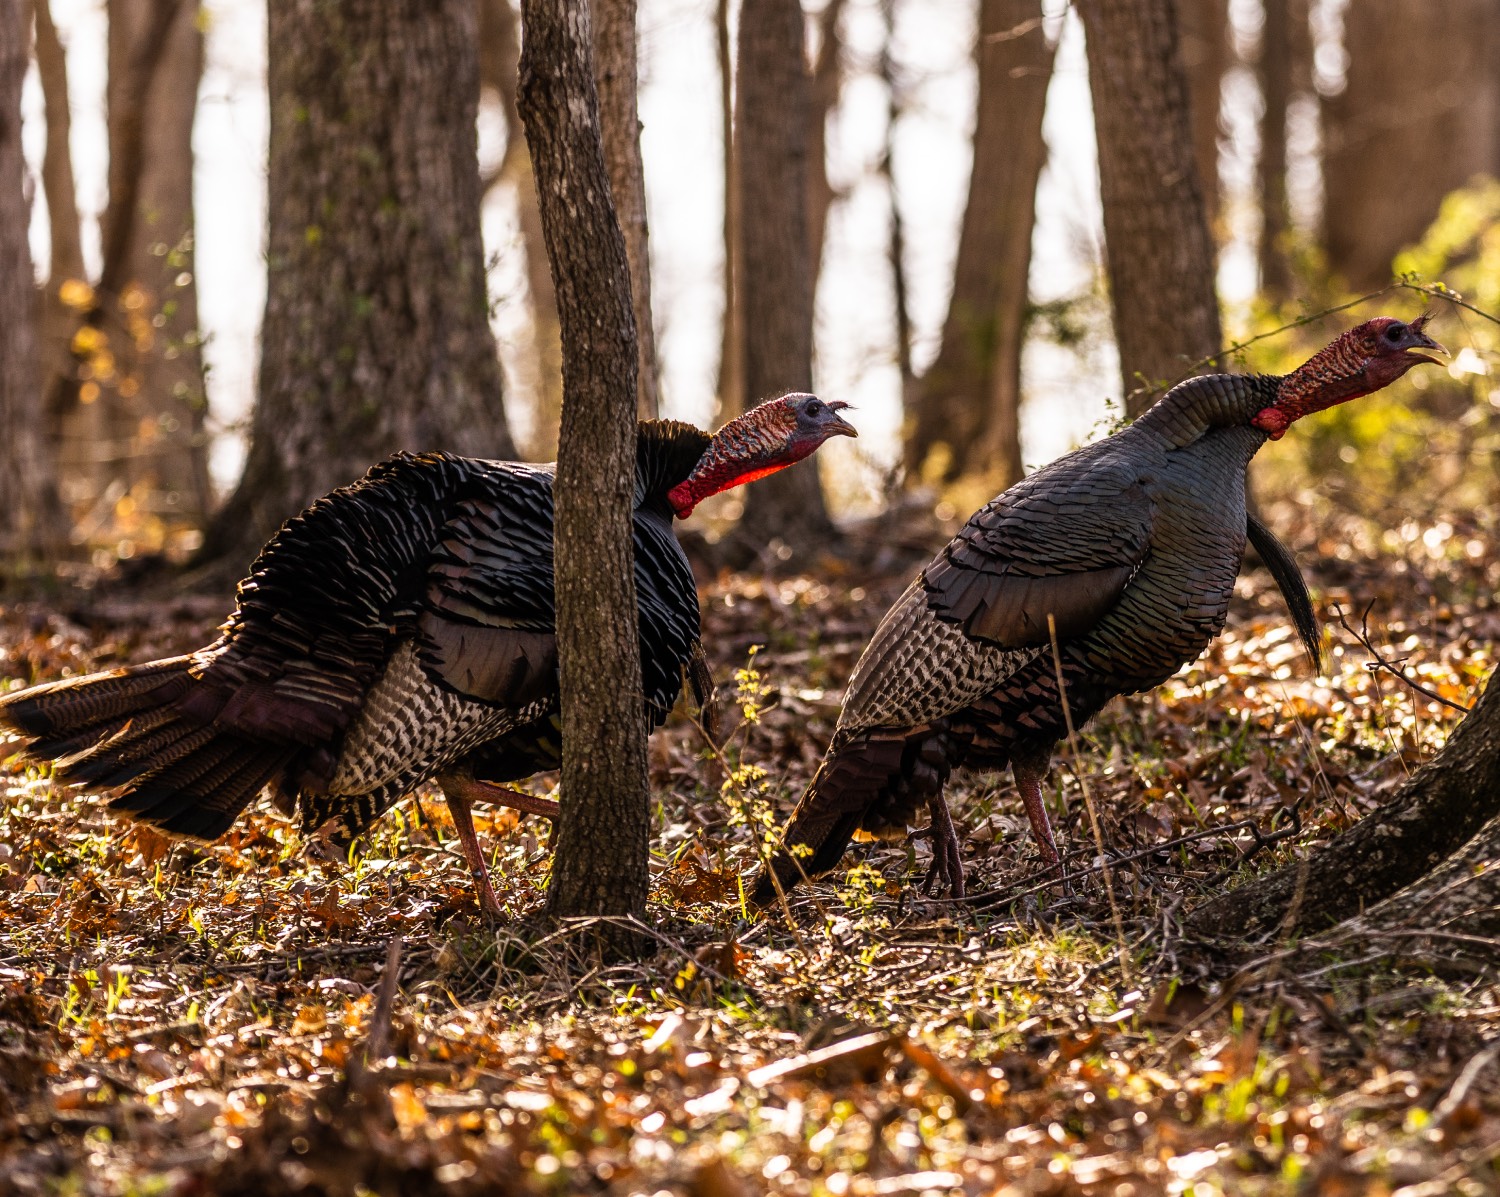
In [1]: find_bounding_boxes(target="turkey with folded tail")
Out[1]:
[752,315,1443,904]
[0,393,856,917]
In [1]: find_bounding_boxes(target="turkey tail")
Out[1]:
[0,657,292,840]
[1245,513,1322,673]
[750,725,961,906]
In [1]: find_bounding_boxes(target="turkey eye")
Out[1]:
[804,399,825,416]
[1385,324,1405,342]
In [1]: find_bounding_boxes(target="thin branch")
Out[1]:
[1333,601,1473,715]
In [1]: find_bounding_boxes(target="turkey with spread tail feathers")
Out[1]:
[752,316,1443,904]
[0,394,856,916]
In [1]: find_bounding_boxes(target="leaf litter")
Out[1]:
[0,501,1496,1195]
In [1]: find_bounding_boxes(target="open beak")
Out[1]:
[826,400,858,438]
[1404,314,1447,365]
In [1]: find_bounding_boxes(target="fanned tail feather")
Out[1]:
[0,657,291,840]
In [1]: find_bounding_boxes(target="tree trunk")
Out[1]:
[1187,672,1500,942]
[732,0,833,552]
[95,0,212,534]
[905,0,1054,489]
[1322,0,1500,292]
[0,0,65,561]
[715,0,745,420]
[805,0,846,281]
[1173,0,1226,231]
[1256,0,1293,297]
[202,0,515,567]
[593,0,658,420]
[518,0,650,941]
[480,0,563,457]
[32,0,86,514]
[879,0,912,390]
[1077,0,1222,417]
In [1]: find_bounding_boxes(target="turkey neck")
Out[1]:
[1131,372,1280,450]
[634,420,713,516]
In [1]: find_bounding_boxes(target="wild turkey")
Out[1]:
[0,394,855,915]
[752,316,1442,903]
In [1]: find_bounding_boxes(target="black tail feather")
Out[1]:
[1,656,289,841]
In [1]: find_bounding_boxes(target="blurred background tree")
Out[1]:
[4,0,1500,575]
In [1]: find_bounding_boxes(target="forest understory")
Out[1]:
[0,498,1496,1197]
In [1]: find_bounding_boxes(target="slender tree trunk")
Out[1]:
[98,0,212,532]
[1173,0,1226,231]
[202,0,515,567]
[481,0,563,458]
[1188,673,1500,942]
[1256,0,1293,297]
[805,0,846,280]
[518,0,649,941]
[0,0,65,561]
[715,0,745,419]
[879,0,912,391]
[1321,0,1500,291]
[1077,0,1222,417]
[906,0,1054,488]
[733,0,833,551]
[32,0,86,514]
[593,0,659,421]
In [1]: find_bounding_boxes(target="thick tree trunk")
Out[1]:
[481,0,563,457]
[1077,0,1222,417]
[905,0,1054,488]
[202,0,515,566]
[733,0,833,551]
[1173,0,1226,231]
[1188,673,1500,942]
[1322,0,1500,292]
[518,0,650,939]
[593,0,659,420]
[0,0,65,560]
[96,0,212,531]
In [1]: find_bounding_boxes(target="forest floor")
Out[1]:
[0,499,1497,1196]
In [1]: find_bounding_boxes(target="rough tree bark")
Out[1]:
[593,0,659,420]
[1323,0,1500,292]
[480,0,564,457]
[1077,0,1222,417]
[96,0,212,531]
[518,0,651,937]
[202,0,515,566]
[1174,0,1226,231]
[905,0,1054,488]
[1188,672,1500,943]
[733,0,834,551]
[0,0,65,560]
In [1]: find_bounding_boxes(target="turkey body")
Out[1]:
[0,421,714,845]
[754,373,1303,900]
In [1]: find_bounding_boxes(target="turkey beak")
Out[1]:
[1404,315,1446,365]
[826,400,858,439]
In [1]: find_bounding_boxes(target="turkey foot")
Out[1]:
[920,796,966,899]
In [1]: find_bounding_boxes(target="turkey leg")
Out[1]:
[1011,741,1061,871]
[920,796,966,899]
[436,772,560,917]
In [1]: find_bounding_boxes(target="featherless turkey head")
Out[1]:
[667,392,856,517]
[1252,313,1445,439]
